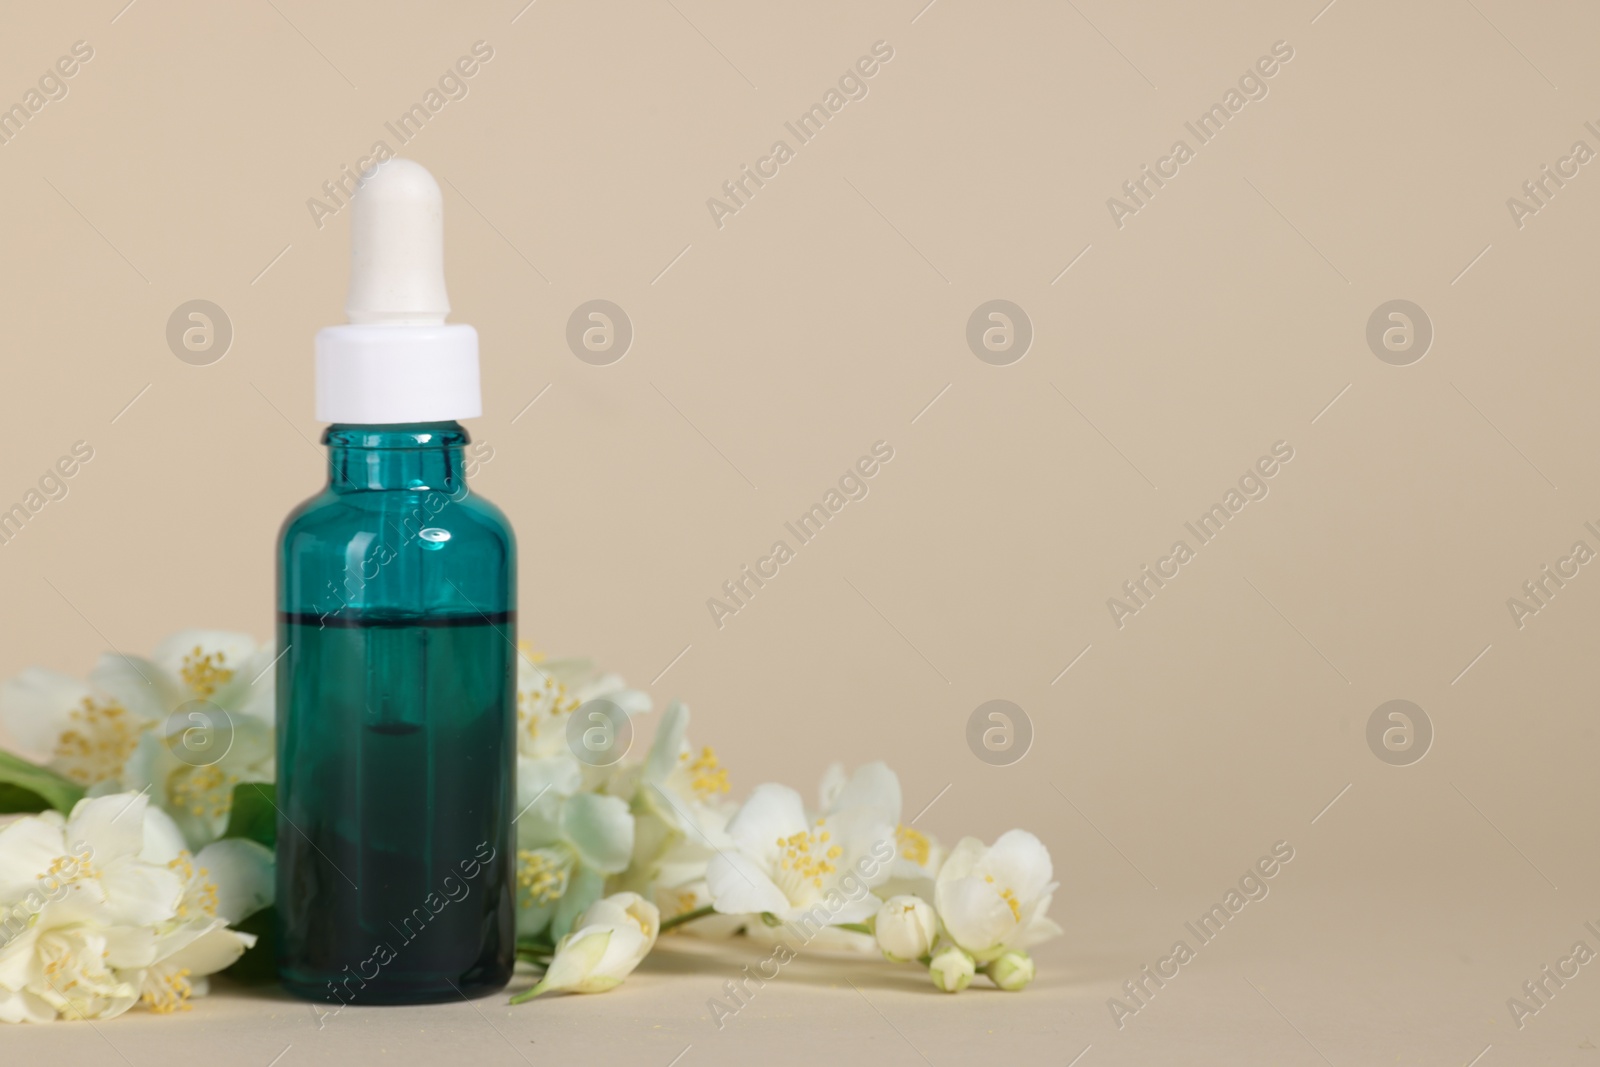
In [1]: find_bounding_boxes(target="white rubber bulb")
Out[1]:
[345,158,450,325]
[315,157,480,423]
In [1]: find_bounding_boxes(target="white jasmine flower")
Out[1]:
[516,649,650,765]
[132,808,274,1012]
[705,763,899,926]
[120,713,274,852]
[0,792,272,1023]
[515,648,650,802]
[928,944,975,993]
[933,830,1061,964]
[820,762,940,899]
[640,703,735,842]
[874,894,937,962]
[816,762,902,829]
[891,823,946,880]
[628,705,743,941]
[0,631,276,849]
[616,701,736,900]
[515,791,634,942]
[512,892,658,1002]
[879,823,947,903]
[0,670,141,788]
[20,926,140,1021]
[1,793,183,935]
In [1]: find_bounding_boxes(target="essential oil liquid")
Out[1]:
[275,612,515,1003]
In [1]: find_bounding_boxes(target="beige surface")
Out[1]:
[4,890,1599,1066]
[2,0,1599,1061]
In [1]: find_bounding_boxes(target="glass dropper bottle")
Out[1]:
[275,158,516,1004]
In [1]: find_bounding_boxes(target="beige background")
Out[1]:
[3,0,1599,1062]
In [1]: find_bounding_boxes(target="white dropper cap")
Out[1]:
[315,158,481,424]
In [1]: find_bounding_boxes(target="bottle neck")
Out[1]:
[324,422,469,493]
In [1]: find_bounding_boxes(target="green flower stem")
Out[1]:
[508,979,552,1005]
[659,903,717,933]
[832,922,872,935]
[515,935,555,974]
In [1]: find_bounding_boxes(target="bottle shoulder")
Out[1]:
[277,484,515,616]
[279,484,515,555]
[455,490,514,537]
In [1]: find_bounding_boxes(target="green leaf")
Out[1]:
[224,782,276,848]
[218,784,277,983]
[0,782,53,814]
[0,750,84,814]
[222,905,277,984]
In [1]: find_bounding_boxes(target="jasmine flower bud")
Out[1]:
[875,895,937,962]
[985,950,1035,991]
[928,944,976,993]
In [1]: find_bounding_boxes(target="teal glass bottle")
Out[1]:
[275,421,516,1004]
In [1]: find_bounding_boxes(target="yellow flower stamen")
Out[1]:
[167,764,238,820]
[517,666,579,743]
[896,824,930,867]
[142,968,194,1013]
[181,646,234,700]
[168,853,219,918]
[688,746,729,800]
[52,697,139,786]
[516,849,570,905]
[45,851,95,882]
[983,874,1021,921]
[776,826,839,890]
